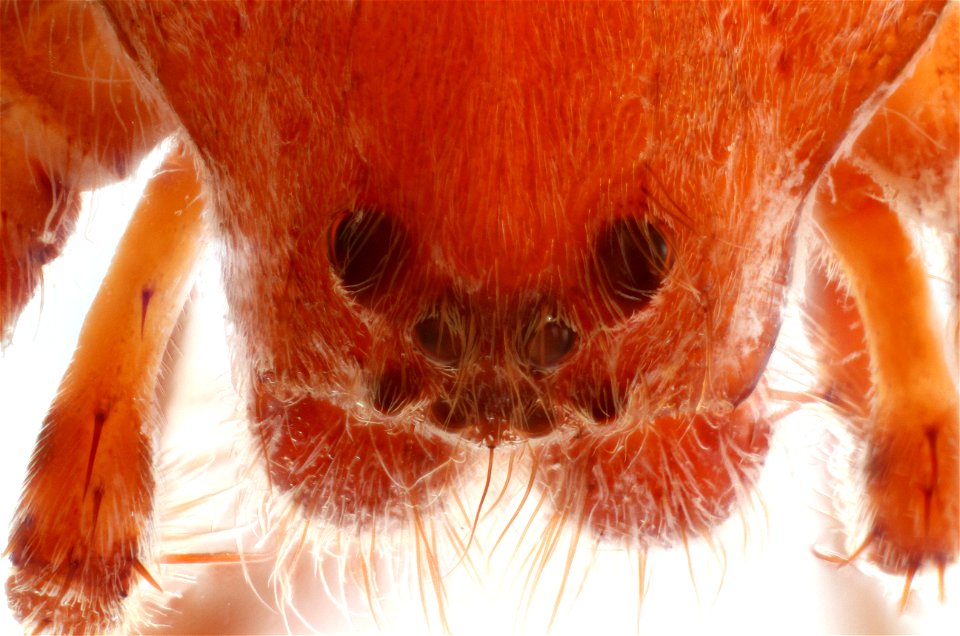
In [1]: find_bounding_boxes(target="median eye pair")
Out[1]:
[411,300,576,371]
[329,208,672,367]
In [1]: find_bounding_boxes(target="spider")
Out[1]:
[1,1,957,633]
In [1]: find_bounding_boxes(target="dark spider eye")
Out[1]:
[429,399,470,432]
[523,315,576,369]
[371,365,417,415]
[329,209,407,307]
[514,399,553,437]
[595,217,671,315]
[413,299,465,367]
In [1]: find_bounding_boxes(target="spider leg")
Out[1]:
[1,0,174,342]
[806,5,959,592]
[5,146,206,633]
[812,161,958,583]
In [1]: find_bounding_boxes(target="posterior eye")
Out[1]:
[329,209,408,307]
[594,217,671,315]
[523,314,577,369]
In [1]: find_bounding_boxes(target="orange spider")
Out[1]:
[1,1,957,633]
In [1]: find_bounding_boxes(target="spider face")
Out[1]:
[1,1,956,633]
[178,5,793,446]
[173,6,803,545]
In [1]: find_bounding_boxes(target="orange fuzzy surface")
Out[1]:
[1,1,956,633]
[101,0,940,533]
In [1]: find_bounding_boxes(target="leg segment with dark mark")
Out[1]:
[140,287,155,338]
[83,409,109,498]
[5,149,205,633]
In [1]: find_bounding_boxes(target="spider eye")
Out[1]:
[413,299,465,367]
[429,398,470,432]
[514,399,553,437]
[594,217,671,315]
[523,315,576,369]
[371,365,418,415]
[414,316,460,366]
[329,209,407,307]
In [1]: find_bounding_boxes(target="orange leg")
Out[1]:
[5,147,205,633]
[809,4,959,590]
[1,0,173,340]
[803,262,873,419]
[814,158,958,581]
